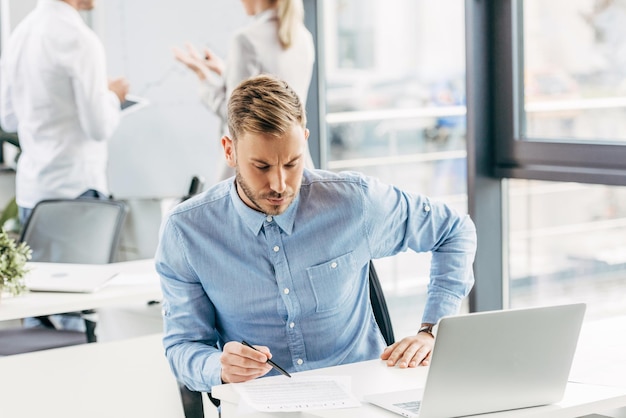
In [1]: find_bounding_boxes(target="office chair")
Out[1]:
[0,198,128,356]
[368,261,395,345]
[181,175,205,202]
[177,260,395,418]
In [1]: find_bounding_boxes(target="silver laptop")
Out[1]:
[365,303,586,418]
[25,263,119,293]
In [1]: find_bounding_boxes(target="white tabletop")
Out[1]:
[213,317,626,417]
[0,259,162,322]
[0,333,184,418]
[213,358,626,418]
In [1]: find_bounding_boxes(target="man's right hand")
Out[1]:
[220,341,273,383]
[108,77,130,104]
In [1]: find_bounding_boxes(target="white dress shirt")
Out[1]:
[199,8,315,173]
[0,0,121,209]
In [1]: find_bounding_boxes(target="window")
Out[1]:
[493,0,626,185]
[322,0,467,335]
[523,1,626,143]
[472,0,626,320]
[507,179,626,320]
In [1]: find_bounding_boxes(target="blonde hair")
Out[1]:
[228,74,306,141]
[276,0,304,49]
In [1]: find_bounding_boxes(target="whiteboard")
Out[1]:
[94,1,249,199]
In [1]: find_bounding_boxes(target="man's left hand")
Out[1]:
[379,333,434,368]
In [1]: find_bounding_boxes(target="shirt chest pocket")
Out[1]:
[306,252,357,313]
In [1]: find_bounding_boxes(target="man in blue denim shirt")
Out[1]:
[155,74,476,393]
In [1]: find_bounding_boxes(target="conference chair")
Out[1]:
[0,198,128,356]
[181,175,205,202]
[177,261,395,418]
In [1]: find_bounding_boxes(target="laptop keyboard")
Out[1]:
[395,400,422,413]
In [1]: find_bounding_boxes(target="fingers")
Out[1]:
[184,42,203,60]
[172,47,187,62]
[173,43,201,64]
[173,47,197,66]
[220,341,273,384]
[380,335,434,368]
[108,77,129,103]
[203,47,214,60]
[199,47,223,75]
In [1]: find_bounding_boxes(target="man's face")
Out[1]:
[223,123,309,216]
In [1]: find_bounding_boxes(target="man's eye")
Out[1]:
[255,165,269,171]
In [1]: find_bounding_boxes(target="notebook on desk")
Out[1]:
[25,263,119,293]
[365,303,586,418]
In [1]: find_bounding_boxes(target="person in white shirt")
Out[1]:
[0,0,129,226]
[173,0,315,179]
[0,0,129,331]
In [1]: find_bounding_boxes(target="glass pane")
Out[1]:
[323,0,467,336]
[508,179,626,321]
[522,0,626,142]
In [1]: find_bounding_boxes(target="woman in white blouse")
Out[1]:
[174,0,315,178]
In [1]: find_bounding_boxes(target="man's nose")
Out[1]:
[269,168,287,193]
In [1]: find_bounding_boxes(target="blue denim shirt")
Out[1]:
[155,169,476,392]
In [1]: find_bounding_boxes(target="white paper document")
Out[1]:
[233,375,361,412]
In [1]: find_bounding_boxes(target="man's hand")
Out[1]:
[108,77,129,104]
[220,341,273,383]
[380,333,434,368]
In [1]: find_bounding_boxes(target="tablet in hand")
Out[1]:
[120,94,149,115]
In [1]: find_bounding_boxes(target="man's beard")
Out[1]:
[235,170,294,216]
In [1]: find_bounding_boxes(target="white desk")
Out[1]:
[0,333,184,418]
[212,359,626,418]
[0,259,161,322]
[212,317,626,418]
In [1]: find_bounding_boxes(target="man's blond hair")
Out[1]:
[227,74,306,142]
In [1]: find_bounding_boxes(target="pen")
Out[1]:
[241,340,292,378]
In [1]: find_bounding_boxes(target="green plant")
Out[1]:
[0,228,32,297]
[0,197,20,235]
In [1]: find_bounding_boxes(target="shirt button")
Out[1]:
[273,245,280,252]
[330,262,338,269]
[297,359,303,365]
[424,204,431,212]
[289,322,295,328]
[283,288,290,295]
[266,215,273,222]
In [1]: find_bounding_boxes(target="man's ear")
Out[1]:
[222,135,236,168]
[304,128,310,141]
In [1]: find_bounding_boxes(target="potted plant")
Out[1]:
[0,228,31,299]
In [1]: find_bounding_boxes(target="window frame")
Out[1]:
[491,0,626,186]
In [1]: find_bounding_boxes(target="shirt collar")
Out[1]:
[229,180,299,236]
[254,8,278,24]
